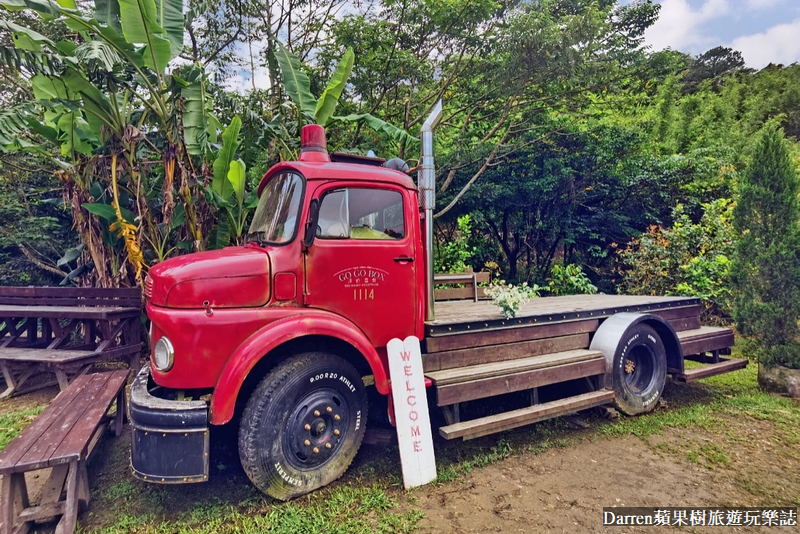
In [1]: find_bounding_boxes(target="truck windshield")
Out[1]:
[246,172,304,245]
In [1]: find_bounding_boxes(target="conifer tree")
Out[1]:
[731,126,800,370]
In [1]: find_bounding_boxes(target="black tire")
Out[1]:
[238,352,367,500]
[611,324,667,416]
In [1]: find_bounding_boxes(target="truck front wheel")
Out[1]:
[238,352,368,500]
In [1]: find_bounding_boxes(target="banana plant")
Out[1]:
[206,116,258,247]
[0,0,220,285]
[272,42,418,150]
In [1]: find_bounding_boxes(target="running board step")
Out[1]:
[673,358,748,383]
[439,390,615,441]
[427,349,605,406]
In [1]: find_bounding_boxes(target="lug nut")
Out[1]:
[304,439,311,446]
[334,429,340,436]
[313,447,319,454]
[334,414,341,421]
[304,424,311,431]
[314,410,320,417]
[326,406,333,413]
[325,443,332,449]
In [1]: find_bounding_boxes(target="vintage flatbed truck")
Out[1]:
[130,105,746,500]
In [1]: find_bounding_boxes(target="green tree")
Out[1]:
[730,126,800,370]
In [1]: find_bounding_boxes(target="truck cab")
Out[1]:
[131,125,426,498]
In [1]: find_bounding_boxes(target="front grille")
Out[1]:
[144,275,153,301]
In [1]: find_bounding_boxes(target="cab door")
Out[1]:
[304,185,417,348]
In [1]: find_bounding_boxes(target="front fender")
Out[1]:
[209,310,387,425]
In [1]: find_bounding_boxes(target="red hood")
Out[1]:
[147,247,270,308]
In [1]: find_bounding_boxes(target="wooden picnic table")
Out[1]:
[0,370,129,534]
[0,288,142,398]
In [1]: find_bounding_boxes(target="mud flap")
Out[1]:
[129,365,209,483]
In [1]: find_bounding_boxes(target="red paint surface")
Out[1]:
[146,135,427,423]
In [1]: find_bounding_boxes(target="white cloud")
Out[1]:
[746,0,783,8]
[644,0,730,51]
[730,18,800,68]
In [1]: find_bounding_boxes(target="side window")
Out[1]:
[317,188,405,240]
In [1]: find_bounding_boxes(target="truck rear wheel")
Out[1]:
[238,352,367,500]
[611,324,667,416]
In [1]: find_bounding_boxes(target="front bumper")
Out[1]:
[129,364,210,483]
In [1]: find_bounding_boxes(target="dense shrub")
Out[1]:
[547,264,598,296]
[730,126,800,369]
[617,199,735,322]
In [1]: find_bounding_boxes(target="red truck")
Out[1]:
[130,108,746,500]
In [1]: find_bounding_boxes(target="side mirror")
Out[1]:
[303,199,320,249]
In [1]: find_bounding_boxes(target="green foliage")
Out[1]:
[618,199,736,321]
[0,405,44,450]
[730,126,800,369]
[434,214,474,274]
[547,264,598,296]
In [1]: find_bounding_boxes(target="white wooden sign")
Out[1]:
[387,335,437,489]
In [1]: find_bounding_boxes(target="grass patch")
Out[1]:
[0,405,44,450]
[83,484,422,534]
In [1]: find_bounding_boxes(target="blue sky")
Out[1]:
[628,0,800,68]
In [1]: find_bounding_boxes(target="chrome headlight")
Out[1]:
[153,336,175,372]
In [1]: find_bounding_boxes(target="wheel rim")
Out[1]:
[284,388,349,470]
[624,345,657,393]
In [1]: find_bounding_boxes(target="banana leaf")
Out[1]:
[273,41,316,117]
[211,116,241,200]
[315,47,354,127]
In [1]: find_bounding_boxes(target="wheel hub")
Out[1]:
[285,389,348,470]
[625,359,636,374]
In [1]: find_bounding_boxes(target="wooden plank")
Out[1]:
[13,373,113,472]
[673,358,747,383]
[677,326,735,355]
[51,371,128,462]
[424,319,599,353]
[428,349,603,386]
[0,287,140,299]
[439,390,615,440]
[0,344,140,364]
[0,305,139,320]
[0,297,141,307]
[424,333,590,372]
[667,316,702,332]
[648,305,701,321]
[430,295,699,326]
[434,287,489,301]
[18,501,66,522]
[435,357,606,406]
[0,375,93,474]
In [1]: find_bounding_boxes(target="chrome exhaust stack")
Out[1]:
[419,100,443,322]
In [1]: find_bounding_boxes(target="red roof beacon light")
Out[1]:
[299,124,331,162]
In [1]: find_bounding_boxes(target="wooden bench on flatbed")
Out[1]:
[0,370,129,534]
[0,287,141,398]
[434,269,490,302]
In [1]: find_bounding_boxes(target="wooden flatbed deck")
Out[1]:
[427,295,699,335]
[422,294,742,440]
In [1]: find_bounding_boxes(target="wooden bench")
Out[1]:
[434,269,490,302]
[0,370,129,534]
[0,287,141,398]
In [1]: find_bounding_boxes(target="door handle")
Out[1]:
[394,256,414,262]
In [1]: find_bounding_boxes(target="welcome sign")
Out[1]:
[387,336,437,489]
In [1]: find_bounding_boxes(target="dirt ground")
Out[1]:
[411,431,786,533]
[1,378,798,533]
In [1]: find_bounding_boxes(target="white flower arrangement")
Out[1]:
[484,280,539,319]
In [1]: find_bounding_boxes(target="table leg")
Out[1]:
[54,461,78,534]
[0,473,31,534]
